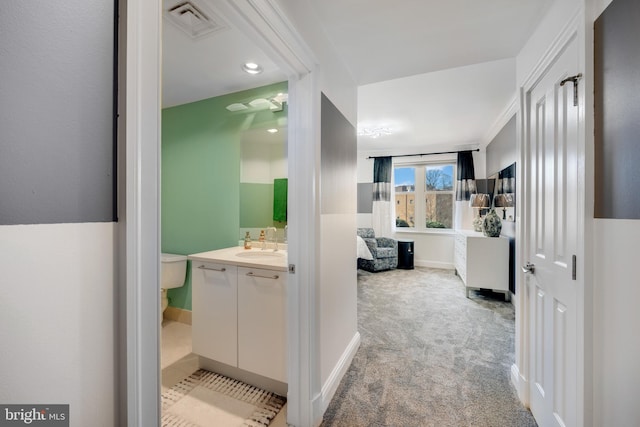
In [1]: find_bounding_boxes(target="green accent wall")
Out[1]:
[162,82,287,310]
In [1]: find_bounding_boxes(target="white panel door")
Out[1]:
[525,36,580,427]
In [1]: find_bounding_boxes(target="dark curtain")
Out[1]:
[373,156,392,201]
[455,151,477,201]
[498,163,516,194]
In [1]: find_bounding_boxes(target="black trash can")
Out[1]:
[397,239,414,269]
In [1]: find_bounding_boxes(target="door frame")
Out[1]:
[514,7,592,426]
[122,1,320,425]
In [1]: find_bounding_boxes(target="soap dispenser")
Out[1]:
[244,231,252,249]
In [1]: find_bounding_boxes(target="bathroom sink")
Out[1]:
[236,251,286,259]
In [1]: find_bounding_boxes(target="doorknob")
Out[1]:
[522,262,535,274]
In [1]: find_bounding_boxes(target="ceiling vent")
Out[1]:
[164,0,228,39]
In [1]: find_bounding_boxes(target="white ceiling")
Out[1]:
[357,58,516,152]
[309,0,554,85]
[162,0,554,151]
[162,0,286,108]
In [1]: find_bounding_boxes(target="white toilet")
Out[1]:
[161,253,187,317]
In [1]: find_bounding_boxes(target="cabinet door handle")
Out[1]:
[198,265,226,272]
[246,271,279,280]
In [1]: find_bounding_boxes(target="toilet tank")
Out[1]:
[161,253,187,289]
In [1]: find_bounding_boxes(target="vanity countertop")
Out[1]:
[188,246,288,272]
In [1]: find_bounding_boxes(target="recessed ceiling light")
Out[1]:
[267,128,278,133]
[242,62,263,75]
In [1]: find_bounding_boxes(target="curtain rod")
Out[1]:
[367,148,479,160]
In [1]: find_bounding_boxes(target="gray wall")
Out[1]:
[357,183,373,213]
[595,0,640,219]
[0,0,115,225]
[0,1,118,424]
[486,116,517,176]
[486,116,517,293]
[321,93,357,214]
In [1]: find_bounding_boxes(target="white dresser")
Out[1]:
[454,229,510,301]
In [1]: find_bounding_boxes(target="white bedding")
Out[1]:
[357,235,374,260]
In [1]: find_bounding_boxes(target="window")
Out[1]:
[394,162,455,230]
[424,164,454,228]
[394,167,415,227]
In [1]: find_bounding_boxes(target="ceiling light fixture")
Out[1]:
[358,127,393,138]
[225,92,288,113]
[242,62,263,75]
[273,93,288,103]
[248,98,270,108]
[225,103,248,112]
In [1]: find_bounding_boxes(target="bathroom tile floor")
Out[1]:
[161,319,287,427]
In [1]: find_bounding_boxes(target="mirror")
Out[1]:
[238,84,288,233]
[489,162,516,222]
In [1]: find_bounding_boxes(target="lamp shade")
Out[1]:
[469,193,490,208]
[494,193,515,207]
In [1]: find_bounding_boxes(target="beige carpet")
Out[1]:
[162,369,286,427]
[322,267,537,426]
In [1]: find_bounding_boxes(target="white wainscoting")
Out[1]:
[0,222,116,425]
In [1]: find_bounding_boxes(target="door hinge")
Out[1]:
[560,73,582,107]
[288,264,296,274]
[572,255,577,281]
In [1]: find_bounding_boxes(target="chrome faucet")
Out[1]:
[266,227,278,251]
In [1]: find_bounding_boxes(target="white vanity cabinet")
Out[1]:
[238,267,287,383]
[189,249,287,384]
[454,229,510,301]
[191,262,238,367]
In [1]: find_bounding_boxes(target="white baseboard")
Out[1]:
[415,260,455,270]
[314,331,361,423]
[511,363,528,406]
[163,306,192,325]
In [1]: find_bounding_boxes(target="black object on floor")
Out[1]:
[397,239,414,269]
